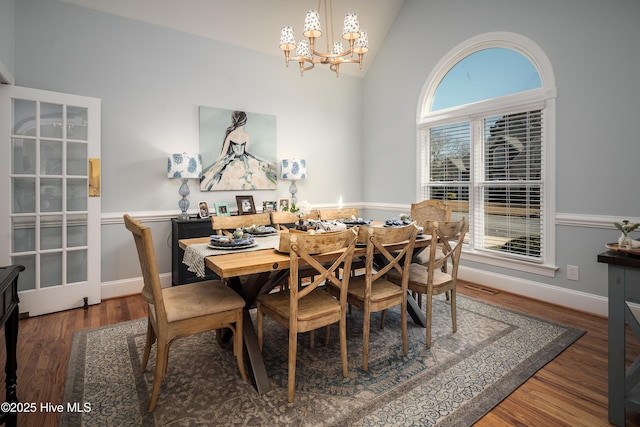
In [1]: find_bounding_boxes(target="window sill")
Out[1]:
[461,251,558,278]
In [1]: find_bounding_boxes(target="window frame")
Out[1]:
[416,32,557,277]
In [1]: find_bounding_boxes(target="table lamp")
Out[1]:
[281,158,307,204]
[167,153,202,220]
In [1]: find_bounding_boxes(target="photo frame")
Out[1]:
[263,200,276,212]
[236,195,256,215]
[198,201,210,219]
[214,202,230,217]
[278,198,291,212]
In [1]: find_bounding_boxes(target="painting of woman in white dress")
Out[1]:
[200,108,277,191]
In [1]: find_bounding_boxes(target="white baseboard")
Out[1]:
[100,273,172,300]
[458,266,609,317]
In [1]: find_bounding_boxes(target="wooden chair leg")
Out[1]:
[380,310,386,329]
[426,294,433,349]
[257,304,264,351]
[401,300,408,355]
[362,308,371,372]
[141,317,155,373]
[149,339,168,412]
[287,328,298,403]
[451,290,457,334]
[324,325,331,346]
[309,330,315,348]
[340,316,348,377]
[234,315,247,381]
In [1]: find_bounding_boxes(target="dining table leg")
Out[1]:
[228,269,290,395]
[241,310,272,394]
[407,292,426,327]
[372,252,427,328]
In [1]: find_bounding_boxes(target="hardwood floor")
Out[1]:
[1,280,638,426]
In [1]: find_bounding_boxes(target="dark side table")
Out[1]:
[0,264,24,427]
[598,250,640,426]
[171,217,220,285]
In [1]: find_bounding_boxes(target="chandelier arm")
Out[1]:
[310,47,355,60]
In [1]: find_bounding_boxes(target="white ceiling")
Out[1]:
[61,0,405,77]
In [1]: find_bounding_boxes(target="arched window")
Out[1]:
[417,32,557,276]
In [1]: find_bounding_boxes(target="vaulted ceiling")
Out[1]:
[61,0,405,77]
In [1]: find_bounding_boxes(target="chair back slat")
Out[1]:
[432,218,468,280]
[318,208,359,221]
[410,200,451,229]
[364,224,419,287]
[289,229,358,304]
[270,211,300,229]
[211,212,271,234]
[123,214,166,320]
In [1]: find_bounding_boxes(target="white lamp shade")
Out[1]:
[303,10,322,38]
[332,41,344,55]
[342,12,360,40]
[280,158,307,181]
[167,153,202,179]
[279,26,296,50]
[354,30,369,53]
[296,40,310,58]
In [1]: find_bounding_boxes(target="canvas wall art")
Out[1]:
[199,107,277,191]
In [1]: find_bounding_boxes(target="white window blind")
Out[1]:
[480,110,543,260]
[421,109,544,262]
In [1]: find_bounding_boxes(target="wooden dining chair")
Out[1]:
[269,210,300,230]
[388,218,468,348]
[332,224,418,372]
[409,199,453,304]
[210,212,271,235]
[318,207,359,221]
[256,228,358,403]
[410,199,451,265]
[124,214,247,411]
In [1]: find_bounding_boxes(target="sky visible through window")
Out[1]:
[431,48,541,111]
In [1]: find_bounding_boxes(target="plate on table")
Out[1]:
[340,219,372,226]
[384,218,413,227]
[243,226,278,237]
[209,242,257,250]
[209,235,256,249]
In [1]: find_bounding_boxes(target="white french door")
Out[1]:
[0,85,101,316]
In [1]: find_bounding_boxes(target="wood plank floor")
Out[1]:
[1,280,638,426]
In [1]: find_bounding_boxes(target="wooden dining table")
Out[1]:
[179,228,431,394]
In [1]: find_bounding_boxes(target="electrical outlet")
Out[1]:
[567,265,579,281]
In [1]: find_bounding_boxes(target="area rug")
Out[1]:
[61,294,583,426]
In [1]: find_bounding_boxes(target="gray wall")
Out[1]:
[362,0,640,298]
[12,0,364,283]
[6,0,640,308]
[0,0,15,80]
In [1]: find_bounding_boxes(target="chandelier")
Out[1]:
[279,0,369,77]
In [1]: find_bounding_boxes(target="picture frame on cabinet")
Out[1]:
[198,201,210,218]
[263,201,276,212]
[236,195,256,215]
[214,202,230,217]
[278,198,291,212]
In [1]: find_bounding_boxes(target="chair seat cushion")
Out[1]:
[387,263,452,286]
[412,247,444,265]
[346,275,403,303]
[258,289,340,322]
[163,280,245,323]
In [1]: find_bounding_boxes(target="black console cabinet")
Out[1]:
[171,218,219,286]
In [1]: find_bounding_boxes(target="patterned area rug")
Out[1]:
[61,294,583,426]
